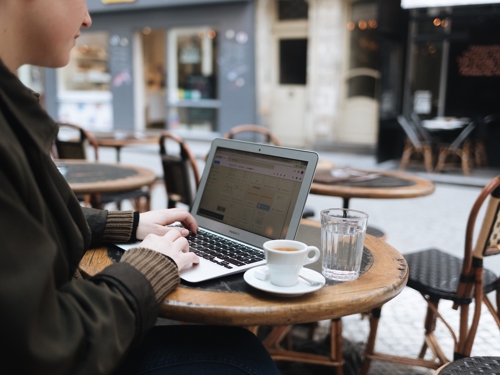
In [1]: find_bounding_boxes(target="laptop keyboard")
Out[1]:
[185,230,265,269]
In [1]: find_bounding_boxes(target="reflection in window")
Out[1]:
[60,31,111,92]
[169,28,218,101]
[277,0,309,21]
[168,107,217,132]
[410,41,443,117]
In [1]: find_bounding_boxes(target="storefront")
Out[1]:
[377,0,500,163]
[43,0,256,137]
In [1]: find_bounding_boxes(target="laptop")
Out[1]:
[178,138,318,283]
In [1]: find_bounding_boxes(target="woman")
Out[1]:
[0,1,280,374]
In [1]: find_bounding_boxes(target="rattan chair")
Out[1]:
[222,125,315,219]
[159,131,200,210]
[434,121,477,176]
[434,356,500,374]
[398,115,434,173]
[54,123,151,211]
[362,177,500,374]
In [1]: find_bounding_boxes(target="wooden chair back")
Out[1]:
[223,125,282,146]
[159,131,200,209]
[54,123,99,161]
[454,176,500,356]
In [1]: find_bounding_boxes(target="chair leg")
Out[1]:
[483,295,500,330]
[434,148,448,174]
[361,307,381,375]
[424,145,434,173]
[461,142,471,176]
[331,318,344,375]
[399,146,413,172]
[420,299,440,359]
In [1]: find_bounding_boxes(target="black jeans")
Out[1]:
[113,325,281,375]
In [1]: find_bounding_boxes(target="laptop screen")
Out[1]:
[197,147,308,239]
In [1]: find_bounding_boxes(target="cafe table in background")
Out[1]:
[56,160,157,210]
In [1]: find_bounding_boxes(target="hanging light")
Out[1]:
[207,30,216,39]
[142,27,152,35]
[368,19,378,29]
[358,20,367,30]
[347,21,355,31]
[433,18,441,26]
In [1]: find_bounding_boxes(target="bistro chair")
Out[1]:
[397,115,434,174]
[223,124,283,146]
[434,121,477,176]
[434,356,500,375]
[159,131,200,210]
[223,125,315,219]
[54,123,151,212]
[361,176,500,374]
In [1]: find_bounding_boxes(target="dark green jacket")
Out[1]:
[0,61,161,374]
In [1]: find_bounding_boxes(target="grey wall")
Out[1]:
[45,1,256,135]
[87,0,248,13]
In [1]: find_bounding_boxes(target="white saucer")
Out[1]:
[244,266,326,297]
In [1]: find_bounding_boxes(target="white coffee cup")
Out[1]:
[263,240,321,287]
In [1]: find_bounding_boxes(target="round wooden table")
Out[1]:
[93,131,160,162]
[79,219,408,373]
[311,169,435,208]
[56,160,157,195]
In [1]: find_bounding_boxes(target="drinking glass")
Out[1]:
[320,208,368,281]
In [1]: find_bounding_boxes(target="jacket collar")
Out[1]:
[0,59,58,151]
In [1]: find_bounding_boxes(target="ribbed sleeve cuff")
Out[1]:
[120,248,180,303]
[102,211,134,243]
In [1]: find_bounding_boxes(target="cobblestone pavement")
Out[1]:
[96,143,500,374]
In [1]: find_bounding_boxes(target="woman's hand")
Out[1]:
[139,230,199,270]
[136,208,198,240]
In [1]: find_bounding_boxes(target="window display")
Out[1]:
[57,31,113,131]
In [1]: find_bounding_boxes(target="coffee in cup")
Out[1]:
[263,240,320,287]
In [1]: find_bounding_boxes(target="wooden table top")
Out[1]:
[55,160,157,194]
[79,219,408,326]
[93,132,160,148]
[310,169,435,200]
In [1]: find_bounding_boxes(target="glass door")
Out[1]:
[167,27,219,132]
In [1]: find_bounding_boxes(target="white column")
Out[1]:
[306,0,347,145]
[255,0,274,127]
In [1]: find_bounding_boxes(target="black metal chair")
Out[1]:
[362,177,500,374]
[159,132,200,210]
[54,123,151,211]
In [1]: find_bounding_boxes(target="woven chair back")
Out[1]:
[159,132,200,209]
[223,125,282,146]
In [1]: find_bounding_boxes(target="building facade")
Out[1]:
[256,0,382,149]
[42,0,256,137]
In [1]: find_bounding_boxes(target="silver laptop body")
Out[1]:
[180,138,318,283]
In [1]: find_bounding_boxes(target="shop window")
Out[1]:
[168,107,217,132]
[142,29,166,129]
[410,41,443,117]
[57,31,113,132]
[277,0,309,21]
[347,76,377,98]
[167,27,219,132]
[59,31,111,92]
[168,27,218,102]
[279,39,307,85]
